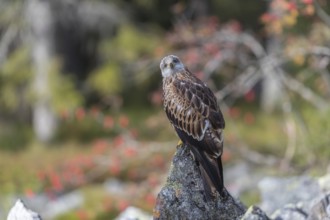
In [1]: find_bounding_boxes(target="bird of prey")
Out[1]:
[160,55,225,199]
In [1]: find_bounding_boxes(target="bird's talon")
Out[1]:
[176,140,183,148]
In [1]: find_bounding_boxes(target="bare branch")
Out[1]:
[215,66,260,101]
[214,30,267,58]
[311,46,330,57]
[314,0,330,28]
[0,26,17,66]
[279,72,328,109]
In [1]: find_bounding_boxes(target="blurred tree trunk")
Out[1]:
[188,0,210,18]
[261,4,283,113]
[26,0,57,142]
[261,38,283,113]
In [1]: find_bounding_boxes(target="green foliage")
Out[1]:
[49,61,84,114]
[228,111,287,156]
[88,63,122,97]
[95,23,163,107]
[95,212,119,220]
[102,24,161,61]
[211,0,267,30]
[55,185,120,220]
[0,47,34,150]
[0,1,25,27]
[239,188,260,207]
[309,22,330,44]
[56,213,80,220]
[0,124,32,151]
[0,47,32,111]
[0,49,83,116]
[56,116,119,142]
[302,108,330,161]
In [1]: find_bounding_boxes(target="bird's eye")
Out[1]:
[173,59,178,63]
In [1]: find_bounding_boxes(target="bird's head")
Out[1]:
[160,55,185,78]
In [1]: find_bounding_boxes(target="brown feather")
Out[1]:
[163,68,224,140]
[162,60,225,198]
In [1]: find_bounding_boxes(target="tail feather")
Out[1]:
[174,127,224,199]
[189,145,224,198]
[199,165,215,200]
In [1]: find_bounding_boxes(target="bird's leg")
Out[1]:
[190,150,196,161]
[176,139,183,148]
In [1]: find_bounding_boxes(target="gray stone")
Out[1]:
[271,204,308,220]
[115,206,152,220]
[258,176,322,215]
[241,206,270,220]
[7,200,41,220]
[41,191,83,219]
[308,193,330,220]
[224,162,261,198]
[154,144,246,220]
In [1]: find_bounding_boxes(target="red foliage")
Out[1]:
[60,109,70,120]
[124,147,137,158]
[75,108,85,121]
[287,2,297,11]
[244,112,255,125]
[222,149,232,162]
[228,107,241,118]
[119,115,129,128]
[207,16,220,31]
[154,46,165,57]
[244,90,256,103]
[76,210,89,220]
[260,13,277,23]
[150,90,163,106]
[147,173,159,187]
[49,172,63,191]
[103,197,114,211]
[92,139,108,154]
[203,43,219,55]
[302,0,313,4]
[37,171,46,181]
[109,159,121,176]
[25,188,35,198]
[195,71,205,80]
[62,170,73,183]
[145,193,156,206]
[227,20,242,33]
[127,169,138,180]
[151,154,165,168]
[90,106,100,117]
[80,156,94,169]
[113,135,124,146]
[129,129,139,139]
[117,200,129,212]
[103,116,114,129]
[184,49,200,66]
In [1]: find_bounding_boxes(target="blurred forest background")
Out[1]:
[1,0,330,219]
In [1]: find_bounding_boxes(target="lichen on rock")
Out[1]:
[153,144,246,220]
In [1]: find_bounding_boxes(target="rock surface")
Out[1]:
[258,176,322,215]
[258,175,330,220]
[7,199,42,220]
[240,206,270,220]
[154,143,330,220]
[153,144,246,220]
[115,206,152,220]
